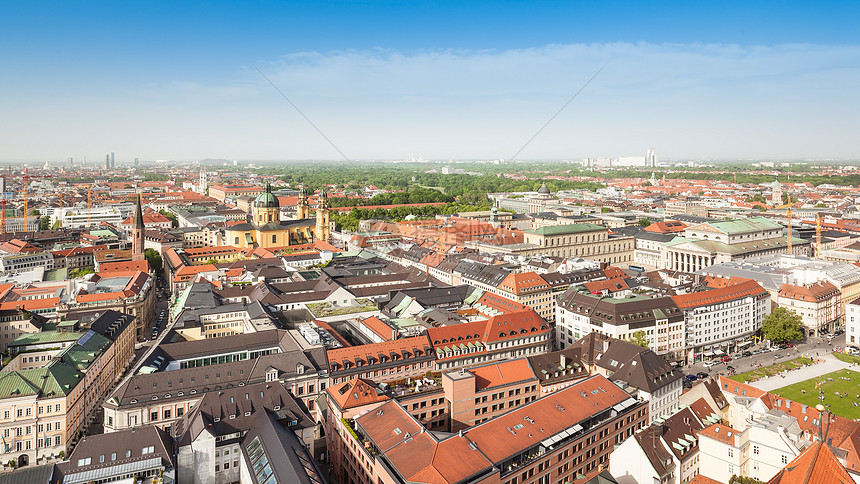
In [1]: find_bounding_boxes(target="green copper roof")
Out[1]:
[694,216,783,235]
[8,331,81,348]
[525,223,605,236]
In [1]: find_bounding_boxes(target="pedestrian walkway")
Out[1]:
[750,353,853,391]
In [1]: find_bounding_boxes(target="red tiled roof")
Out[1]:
[698,423,738,446]
[498,272,549,294]
[644,221,689,233]
[768,442,854,484]
[326,334,433,372]
[469,359,536,390]
[718,375,765,399]
[690,475,725,484]
[779,281,840,302]
[183,246,241,257]
[359,316,396,341]
[481,309,549,343]
[673,279,769,308]
[473,292,527,315]
[584,278,629,293]
[327,377,390,410]
[99,260,151,273]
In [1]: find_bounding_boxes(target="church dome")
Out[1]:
[254,184,280,208]
[537,183,551,195]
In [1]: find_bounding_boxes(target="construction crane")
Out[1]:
[786,194,793,255]
[5,168,52,233]
[816,213,822,259]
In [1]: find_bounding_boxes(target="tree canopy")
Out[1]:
[145,249,164,275]
[626,330,649,349]
[762,306,805,344]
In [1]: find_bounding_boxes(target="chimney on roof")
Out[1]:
[603,338,611,353]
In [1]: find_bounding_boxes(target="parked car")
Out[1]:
[742,351,753,357]
[774,353,783,359]
[703,360,719,368]
[726,366,736,373]
[731,353,743,359]
[835,329,845,336]
[685,374,698,382]
[720,356,732,362]
[696,372,709,379]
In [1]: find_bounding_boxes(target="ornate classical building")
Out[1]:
[225,184,331,249]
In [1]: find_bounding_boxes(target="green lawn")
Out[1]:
[833,353,860,365]
[729,357,813,383]
[772,369,860,420]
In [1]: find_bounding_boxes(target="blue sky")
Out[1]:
[2,1,859,162]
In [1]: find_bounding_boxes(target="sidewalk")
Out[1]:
[749,353,853,391]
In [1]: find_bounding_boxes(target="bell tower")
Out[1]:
[297,188,309,220]
[131,194,145,261]
[315,189,330,242]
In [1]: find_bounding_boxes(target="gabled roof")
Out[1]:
[672,279,769,308]
[468,359,536,390]
[497,271,549,294]
[768,442,854,484]
[327,377,389,410]
[326,334,433,373]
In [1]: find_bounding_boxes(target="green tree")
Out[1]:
[51,220,61,230]
[601,207,612,213]
[638,219,651,227]
[69,267,96,278]
[40,216,50,230]
[145,249,164,275]
[762,306,804,344]
[158,210,179,228]
[815,203,827,208]
[627,330,649,349]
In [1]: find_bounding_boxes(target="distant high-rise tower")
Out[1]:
[134,157,139,167]
[105,154,110,170]
[646,148,657,168]
[110,152,115,169]
[131,194,145,261]
[198,169,207,195]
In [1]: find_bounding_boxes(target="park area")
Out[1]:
[772,369,860,420]
[729,357,813,383]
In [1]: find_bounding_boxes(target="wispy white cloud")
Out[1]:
[2,42,859,161]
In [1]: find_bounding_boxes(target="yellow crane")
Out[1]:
[816,213,822,259]
[787,194,792,255]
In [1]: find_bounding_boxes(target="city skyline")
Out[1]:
[1,1,859,162]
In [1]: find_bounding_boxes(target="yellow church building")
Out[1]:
[225,184,331,249]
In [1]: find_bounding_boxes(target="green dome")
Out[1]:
[254,184,280,208]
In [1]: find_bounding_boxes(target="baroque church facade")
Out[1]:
[225,184,331,249]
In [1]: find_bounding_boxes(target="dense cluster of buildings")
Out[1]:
[0,166,858,483]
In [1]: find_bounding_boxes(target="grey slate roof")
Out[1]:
[241,410,326,484]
